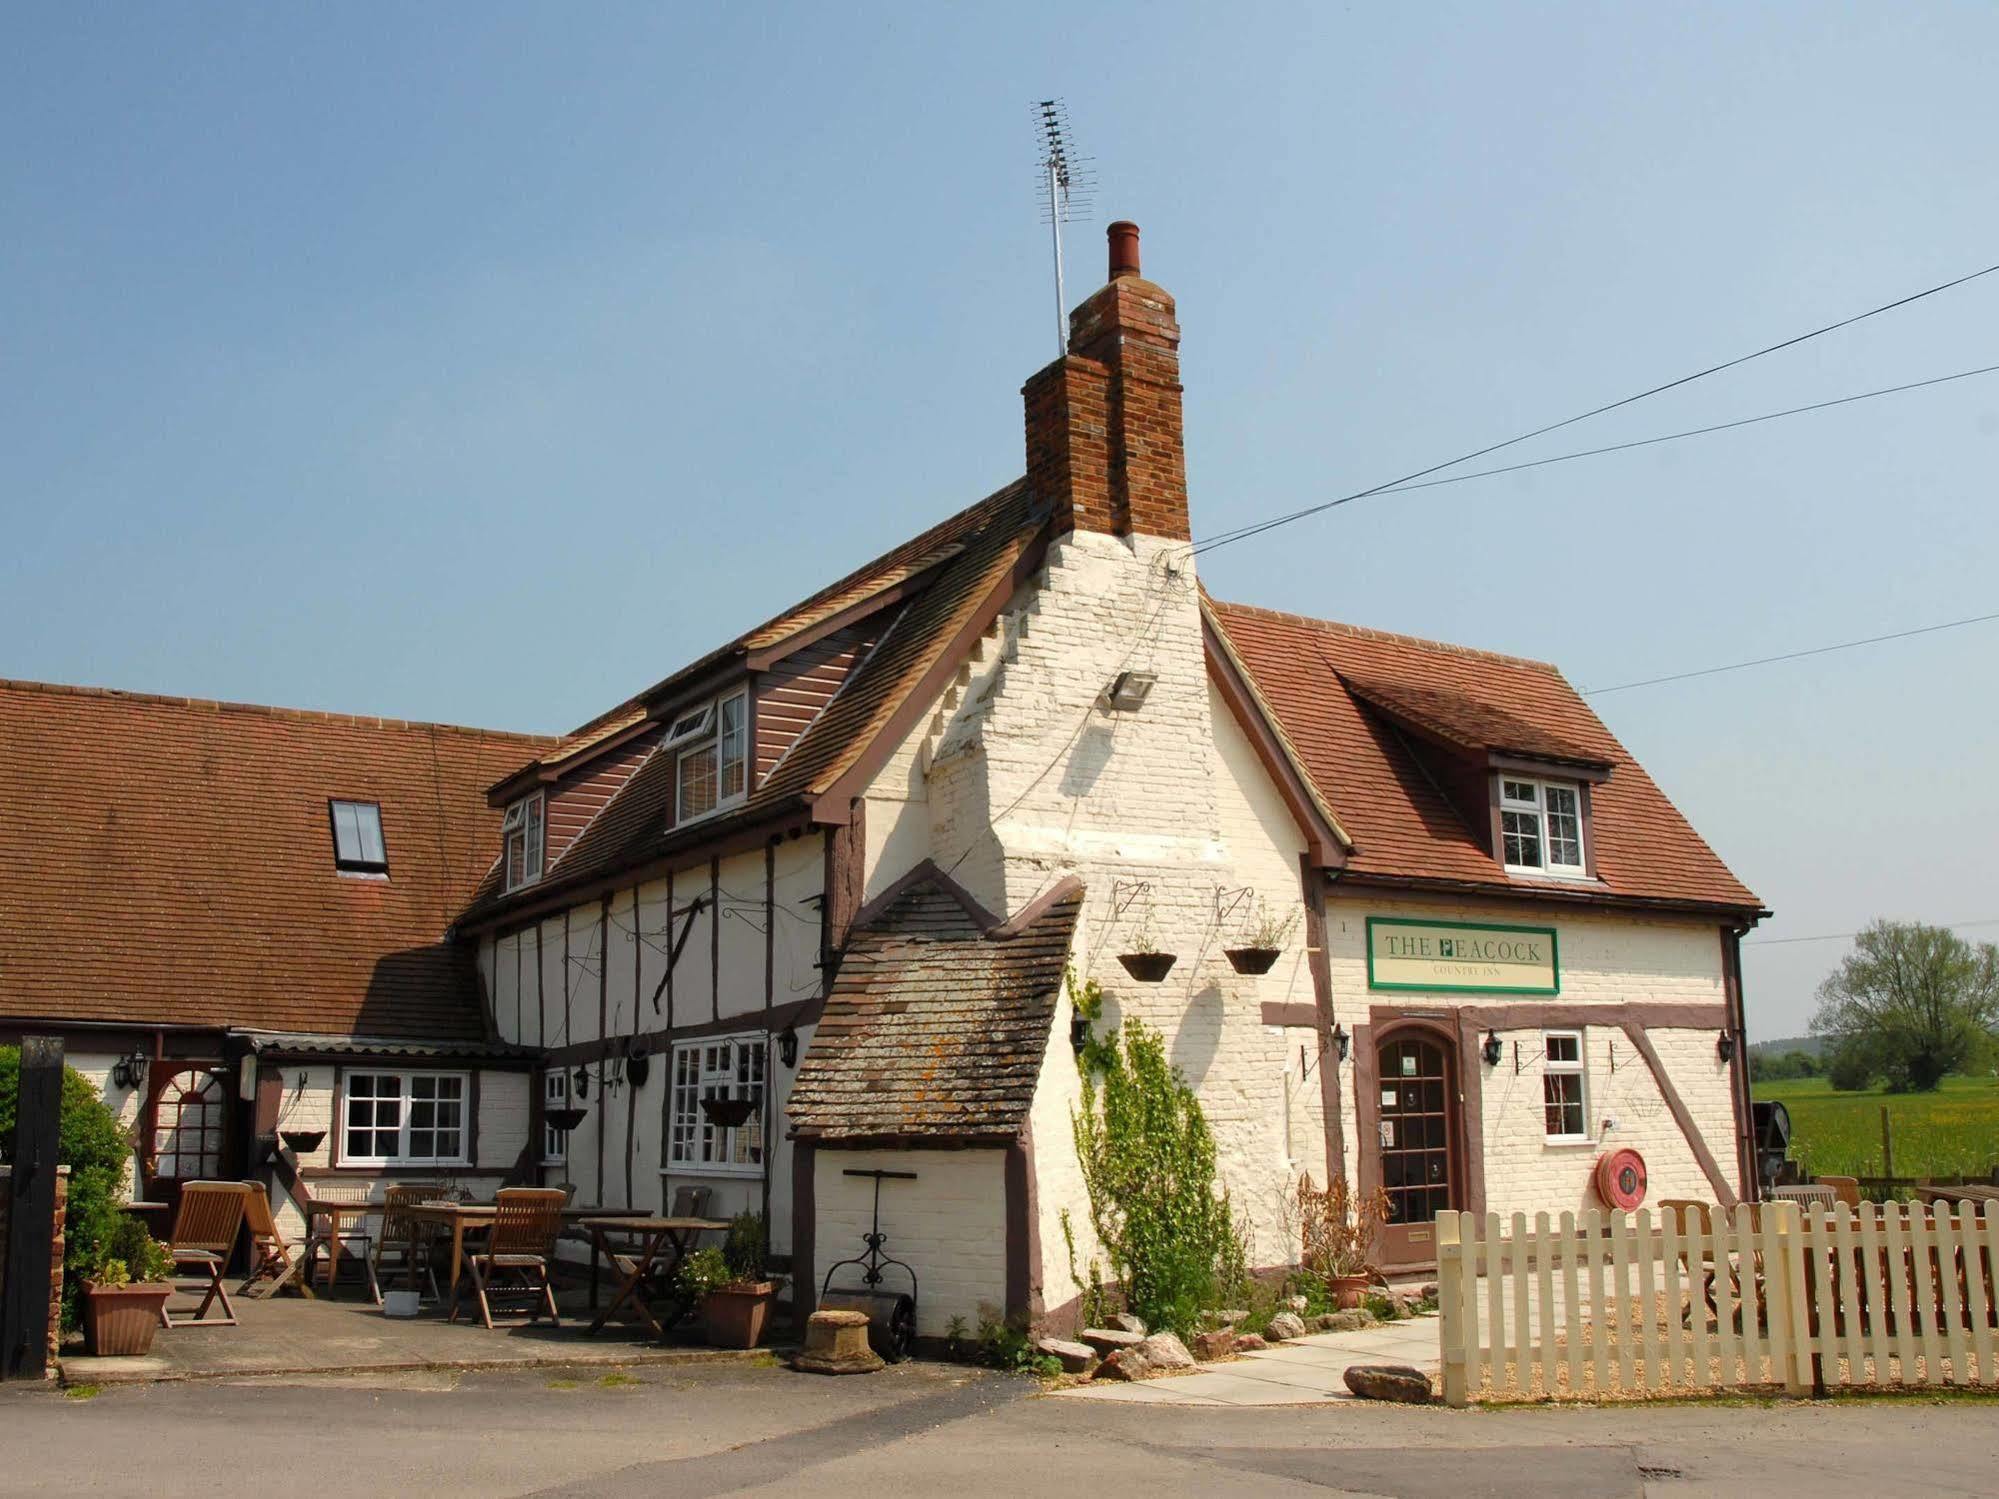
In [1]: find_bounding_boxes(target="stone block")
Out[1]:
[1232,1332,1267,1351]
[1134,1332,1193,1371]
[1265,1311,1307,1342]
[1079,1327,1144,1356]
[1191,1328,1236,1362]
[793,1309,884,1375]
[1108,1311,1147,1335]
[1094,1347,1153,1381]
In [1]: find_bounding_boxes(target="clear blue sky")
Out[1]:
[6,4,1996,1038]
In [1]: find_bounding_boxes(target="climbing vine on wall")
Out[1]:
[1070,1003,1245,1337]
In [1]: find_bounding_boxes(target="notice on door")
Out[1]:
[1366,917,1559,995]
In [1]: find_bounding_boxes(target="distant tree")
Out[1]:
[1824,1038,1877,1093]
[1810,921,1999,1092]
[1751,1049,1824,1083]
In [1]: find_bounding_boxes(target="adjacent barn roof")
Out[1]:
[787,868,1083,1142]
[1207,602,1763,914]
[0,678,551,1039]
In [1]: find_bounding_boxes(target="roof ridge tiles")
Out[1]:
[1208,601,1563,674]
[0,675,557,745]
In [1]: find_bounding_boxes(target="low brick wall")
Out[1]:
[0,1164,69,1374]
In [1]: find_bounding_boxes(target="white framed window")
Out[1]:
[541,1068,570,1166]
[328,799,388,874]
[341,1071,469,1167]
[1542,1031,1589,1142]
[674,689,748,824]
[1500,777,1586,877]
[503,791,544,891]
[668,1033,766,1175]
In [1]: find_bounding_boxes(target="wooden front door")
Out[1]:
[142,1063,233,1217]
[1372,1033,1459,1268]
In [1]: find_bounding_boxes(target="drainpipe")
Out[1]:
[1725,924,1757,1203]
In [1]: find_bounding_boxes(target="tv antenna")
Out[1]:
[1034,99,1096,358]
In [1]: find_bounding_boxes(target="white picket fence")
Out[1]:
[1436,1200,1999,1405]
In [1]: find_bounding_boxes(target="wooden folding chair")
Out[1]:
[161,1182,252,1328]
[237,1181,308,1300]
[372,1184,446,1303]
[1816,1175,1862,1208]
[669,1184,713,1219]
[451,1188,566,1329]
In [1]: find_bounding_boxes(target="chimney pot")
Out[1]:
[1107,220,1141,279]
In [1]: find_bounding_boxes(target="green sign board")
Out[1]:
[1365,917,1560,995]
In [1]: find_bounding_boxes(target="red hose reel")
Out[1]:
[1593,1147,1648,1210]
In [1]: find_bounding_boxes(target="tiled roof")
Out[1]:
[787,870,1082,1141]
[457,480,1040,922]
[0,678,551,1038]
[1208,603,1763,913]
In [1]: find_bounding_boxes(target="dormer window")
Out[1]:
[329,799,387,874]
[1500,777,1586,877]
[674,689,748,824]
[503,792,544,891]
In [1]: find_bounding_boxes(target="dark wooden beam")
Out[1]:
[2,1036,63,1381]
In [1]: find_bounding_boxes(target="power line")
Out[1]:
[1747,918,1999,947]
[1581,610,1999,696]
[1189,257,1999,559]
[1342,363,1999,506]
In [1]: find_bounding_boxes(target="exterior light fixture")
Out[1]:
[1716,1031,1737,1064]
[1070,1012,1091,1055]
[1332,1023,1350,1064]
[778,1026,799,1068]
[573,1064,591,1100]
[1100,670,1157,712]
[110,1048,149,1091]
[1481,1030,1503,1067]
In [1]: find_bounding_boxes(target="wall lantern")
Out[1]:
[1070,1012,1091,1055]
[778,1026,800,1068]
[1100,670,1157,713]
[110,1048,149,1091]
[1716,1031,1738,1064]
[573,1064,591,1100]
[1331,1023,1350,1064]
[1481,1030,1503,1067]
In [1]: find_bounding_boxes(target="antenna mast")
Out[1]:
[1034,99,1095,359]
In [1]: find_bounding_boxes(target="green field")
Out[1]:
[1754,1074,1999,1180]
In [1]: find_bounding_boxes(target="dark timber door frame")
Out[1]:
[1360,1020,1465,1272]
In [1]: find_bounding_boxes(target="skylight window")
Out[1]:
[329,800,387,874]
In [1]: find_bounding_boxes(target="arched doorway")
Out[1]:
[1370,1028,1461,1268]
[143,1064,231,1215]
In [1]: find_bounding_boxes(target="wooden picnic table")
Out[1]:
[580,1216,730,1339]
[1914,1183,1999,1207]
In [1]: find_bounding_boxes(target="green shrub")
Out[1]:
[676,1246,733,1299]
[722,1210,767,1281]
[0,1047,134,1329]
[975,1303,1060,1377]
[1072,1015,1244,1340]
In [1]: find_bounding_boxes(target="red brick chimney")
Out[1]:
[1022,221,1189,542]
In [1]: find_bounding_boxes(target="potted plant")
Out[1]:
[699,1095,756,1128]
[1225,899,1300,976]
[693,1211,781,1349]
[80,1217,174,1357]
[1116,916,1177,983]
[1298,1174,1390,1310]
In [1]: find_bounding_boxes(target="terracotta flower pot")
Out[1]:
[1224,947,1281,975]
[82,1282,172,1357]
[1330,1273,1371,1311]
[1117,952,1177,983]
[703,1281,777,1348]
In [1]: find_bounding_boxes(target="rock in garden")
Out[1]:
[1343,1364,1435,1404]
[1265,1311,1307,1342]
[1192,1328,1236,1362]
[1080,1327,1145,1356]
[1286,1295,1310,1314]
[1134,1332,1195,1371]
[1232,1332,1267,1351]
[1203,1307,1248,1329]
[1035,1338,1099,1376]
[1324,1310,1373,1332]
[1418,1283,1438,1301]
[1109,1311,1147,1335]
[1095,1347,1153,1381]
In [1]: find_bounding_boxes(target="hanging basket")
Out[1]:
[700,1096,756,1128]
[1117,952,1178,983]
[1224,946,1282,976]
[279,1129,326,1155]
[542,1106,589,1133]
[624,1051,652,1089]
